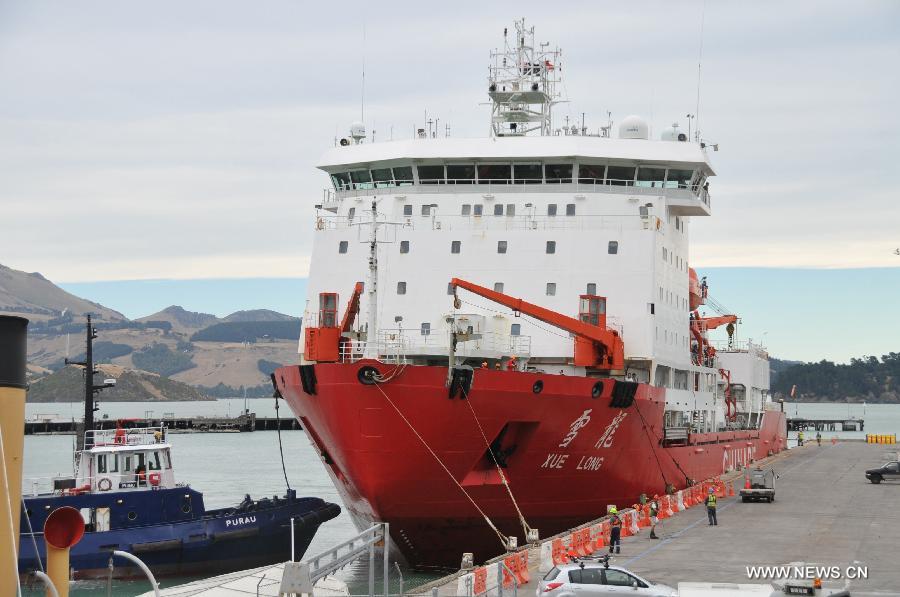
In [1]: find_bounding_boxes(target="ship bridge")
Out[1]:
[318,136,713,217]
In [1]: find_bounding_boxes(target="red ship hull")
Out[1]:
[275,361,787,567]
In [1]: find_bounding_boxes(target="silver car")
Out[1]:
[538,560,676,597]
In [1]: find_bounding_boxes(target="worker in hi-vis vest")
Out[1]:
[608,507,622,554]
[705,487,718,526]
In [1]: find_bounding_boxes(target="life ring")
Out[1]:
[97,477,113,492]
[148,472,161,487]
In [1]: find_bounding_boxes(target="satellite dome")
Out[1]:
[350,121,366,141]
[619,115,649,140]
[661,125,679,141]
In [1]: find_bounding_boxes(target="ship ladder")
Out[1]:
[371,381,511,550]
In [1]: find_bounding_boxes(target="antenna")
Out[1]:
[361,21,366,122]
[695,0,707,142]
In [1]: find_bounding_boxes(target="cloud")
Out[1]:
[1,0,898,283]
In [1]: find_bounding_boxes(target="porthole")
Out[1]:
[591,382,604,399]
[532,380,544,394]
[181,503,192,514]
[127,511,137,521]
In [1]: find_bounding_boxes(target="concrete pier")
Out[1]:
[414,441,899,596]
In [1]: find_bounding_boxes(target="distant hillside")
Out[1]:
[0,263,124,322]
[136,305,219,332]
[27,365,211,402]
[772,353,900,403]
[769,357,803,383]
[223,309,296,323]
[190,320,301,343]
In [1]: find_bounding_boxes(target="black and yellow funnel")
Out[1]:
[0,315,28,593]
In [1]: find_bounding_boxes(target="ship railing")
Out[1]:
[315,213,663,233]
[85,425,167,448]
[711,339,767,355]
[22,469,173,496]
[328,179,707,199]
[338,329,531,363]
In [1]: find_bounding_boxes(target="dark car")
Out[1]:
[865,461,900,484]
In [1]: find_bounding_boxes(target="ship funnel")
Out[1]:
[0,315,28,596]
[44,506,85,597]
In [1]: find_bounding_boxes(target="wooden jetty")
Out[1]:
[24,412,300,435]
[787,417,864,431]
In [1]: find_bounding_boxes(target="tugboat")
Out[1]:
[19,316,341,579]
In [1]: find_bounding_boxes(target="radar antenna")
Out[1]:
[488,19,562,137]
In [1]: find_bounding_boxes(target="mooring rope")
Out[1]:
[371,381,509,549]
[459,382,535,539]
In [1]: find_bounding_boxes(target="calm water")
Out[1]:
[19,400,900,595]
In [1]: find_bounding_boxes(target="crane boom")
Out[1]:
[450,278,624,371]
[340,282,364,333]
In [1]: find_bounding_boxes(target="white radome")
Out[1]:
[619,115,649,140]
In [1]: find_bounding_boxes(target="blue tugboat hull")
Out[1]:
[19,488,340,579]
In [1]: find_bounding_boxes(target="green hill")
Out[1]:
[772,353,900,403]
[27,365,211,403]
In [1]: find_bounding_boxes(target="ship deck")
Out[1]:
[413,440,900,595]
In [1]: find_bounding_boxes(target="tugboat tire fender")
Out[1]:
[98,477,113,491]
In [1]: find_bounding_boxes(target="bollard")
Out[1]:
[44,506,85,597]
[0,315,28,595]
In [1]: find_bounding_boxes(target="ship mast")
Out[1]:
[364,200,379,358]
[488,18,562,137]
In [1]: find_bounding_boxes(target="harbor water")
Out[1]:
[20,399,900,595]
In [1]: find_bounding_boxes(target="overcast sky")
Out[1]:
[2,1,898,361]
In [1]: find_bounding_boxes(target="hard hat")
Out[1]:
[708,487,715,493]
[609,506,618,514]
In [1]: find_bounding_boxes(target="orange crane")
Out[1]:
[339,282,364,333]
[450,278,625,371]
[690,313,738,366]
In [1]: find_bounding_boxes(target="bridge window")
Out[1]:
[350,170,373,190]
[513,163,542,184]
[506,204,516,216]
[478,164,511,184]
[393,166,414,186]
[546,283,556,296]
[451,241,461,254]
[510,323,521,336]
[546,241,556,254]
[331,172,352,191]
[420,322,431,335]
[461,204,471,215]
[400,241,409,254]
[147,451,162,471]
[371,168,394,188]
[578,163,606,184]
[586,283,597,294]
[566,204,576,216]
[608,241,619,254]
[447,164,475,184]
[494,282,504,293]
[606,166,635,186]
[347,207,355,221]
[338,241,348,254]
[417,165,445,184]
[545,164,573,183]
[421,204,434,216]
[402,204,413,216]
[547,204,558,216]
[473,204,483,216]
[666,168,694,189]
[493,204,504,216]
[636,167,666,188]
[497,241,508,254]
[397,282,407,295]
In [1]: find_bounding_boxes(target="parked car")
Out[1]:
[865,460,900,484]
[538,558,676,597]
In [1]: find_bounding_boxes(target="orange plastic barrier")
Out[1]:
[516,551,530,584]
[663,495,675,517]
[551,537,567,565]
[502,555,517,588]
[575,527,592,556]
[638,505,651,527]
[473,567,487,595]
[727,481,735,497]
[591,523,606,550]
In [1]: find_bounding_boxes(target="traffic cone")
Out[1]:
[727,481,735,497]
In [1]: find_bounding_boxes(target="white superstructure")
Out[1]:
[299,20,766,434]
